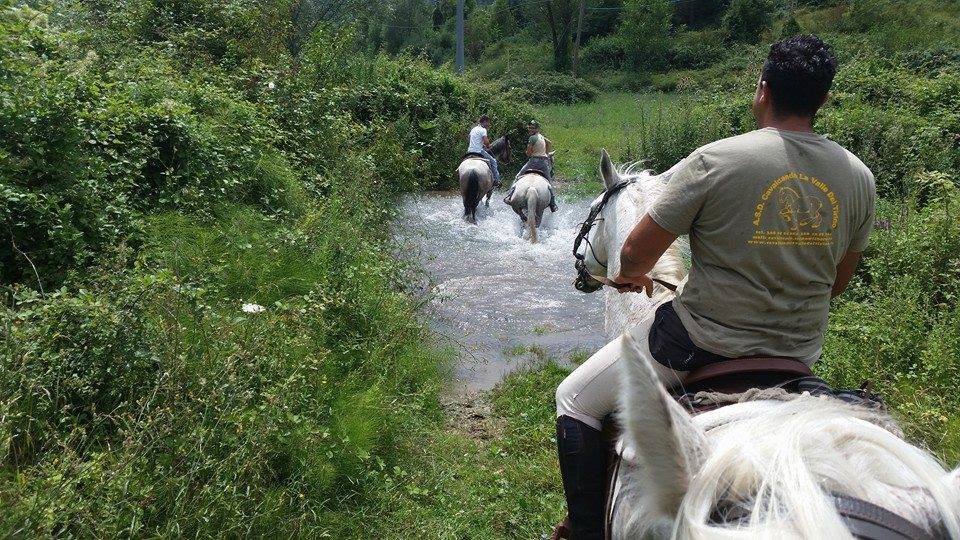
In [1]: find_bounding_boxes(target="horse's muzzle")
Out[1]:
[574,259,605,294]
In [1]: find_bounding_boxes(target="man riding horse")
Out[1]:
[553,35,876,539]
[459,115,511,223]
[467,114,502,189]
[504,120,558,213]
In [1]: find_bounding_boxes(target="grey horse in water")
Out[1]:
[504,152,555,243]
[457,136,511,224]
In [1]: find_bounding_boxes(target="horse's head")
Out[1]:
[490,136,511,164]
[575,149,685,289]
[573,150,628,293]
[613,332,960,539]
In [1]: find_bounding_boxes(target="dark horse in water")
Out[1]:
[456,136,511,224]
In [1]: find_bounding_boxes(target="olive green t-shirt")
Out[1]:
[648,127,876,359]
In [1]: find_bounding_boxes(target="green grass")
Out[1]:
[537,92,690,181]
[536,90,736,190]
[353,362,570,539]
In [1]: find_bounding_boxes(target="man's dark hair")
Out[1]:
[761,35,837,118]
[478,115,490,124]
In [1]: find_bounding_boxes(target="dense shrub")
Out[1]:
[819,55,959,197]
[667,28,728,70]
[580,35,626,71]
[0,0,526,535]
[819,190,960,462]
[618,0,673,70]
[500,72,598,105]
[722,0,775,44]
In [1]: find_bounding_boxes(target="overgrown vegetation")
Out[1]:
[0,0,530,534]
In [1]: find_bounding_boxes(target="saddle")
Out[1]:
[463,152,486,160]
[668,357,884,414]
[520,168,551,182]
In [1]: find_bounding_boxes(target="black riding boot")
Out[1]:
[556,415,607,540]
[549,185,558,212]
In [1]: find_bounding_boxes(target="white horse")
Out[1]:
[504,152,555,243]
[457,136,511,224]
[579,150,960,539]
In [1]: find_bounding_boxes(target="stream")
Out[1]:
[394,191,607,393]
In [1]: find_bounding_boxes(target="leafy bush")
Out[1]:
[818,55,959,198]
[618,0,673,70]
[667,28,728,70]
[722,0,775,44]
[580,35,626,71]
[0,0,528,535]
[819,191,960,462]
[500,72,598,105]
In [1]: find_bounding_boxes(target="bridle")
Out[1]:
[572,179,677,294]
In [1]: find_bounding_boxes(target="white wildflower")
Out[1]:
[242,303,266,314]
[266,81,276,90]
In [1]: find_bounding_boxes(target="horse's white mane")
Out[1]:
[601,162,687,338]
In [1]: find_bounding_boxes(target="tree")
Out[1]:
[618,0,672,70]
[722,0,774,44]
[673,0,731,29]
[286,0,371,57]
[489,0,518,41]
[536,0,578,71]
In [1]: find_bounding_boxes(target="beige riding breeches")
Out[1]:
[555,312,824,429]
[555,314,686,430]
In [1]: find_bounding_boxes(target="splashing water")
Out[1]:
[394,191,607,392]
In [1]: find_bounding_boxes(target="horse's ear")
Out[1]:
[618,331,706,519]
[600,149,620,190]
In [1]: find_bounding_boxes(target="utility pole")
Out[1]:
[571,0,586,77]
[456,0,465,74]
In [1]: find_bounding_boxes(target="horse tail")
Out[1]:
[527,188,538,243]
[463,169,481,223]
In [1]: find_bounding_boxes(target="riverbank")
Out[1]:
[349,363,568,539]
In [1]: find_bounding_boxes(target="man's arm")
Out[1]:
[482,135,491,150]
[832,251,861,298]
[526,143,533,157]
[613,214,679,296]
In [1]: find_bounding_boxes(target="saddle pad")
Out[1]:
[520,168,551,181]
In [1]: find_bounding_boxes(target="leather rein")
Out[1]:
[572,179,678,293]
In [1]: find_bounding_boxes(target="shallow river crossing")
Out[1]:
[394,191,607,393]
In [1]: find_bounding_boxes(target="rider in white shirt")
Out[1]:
[467,115,502,188]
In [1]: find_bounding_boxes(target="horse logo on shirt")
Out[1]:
[778,187,824,231]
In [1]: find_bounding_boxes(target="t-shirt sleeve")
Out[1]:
[528,135,537,146]
[647,152,712,236]
[848,173,876,252]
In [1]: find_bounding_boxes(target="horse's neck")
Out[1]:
[489,137,505,156]
[603,178,687,337]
